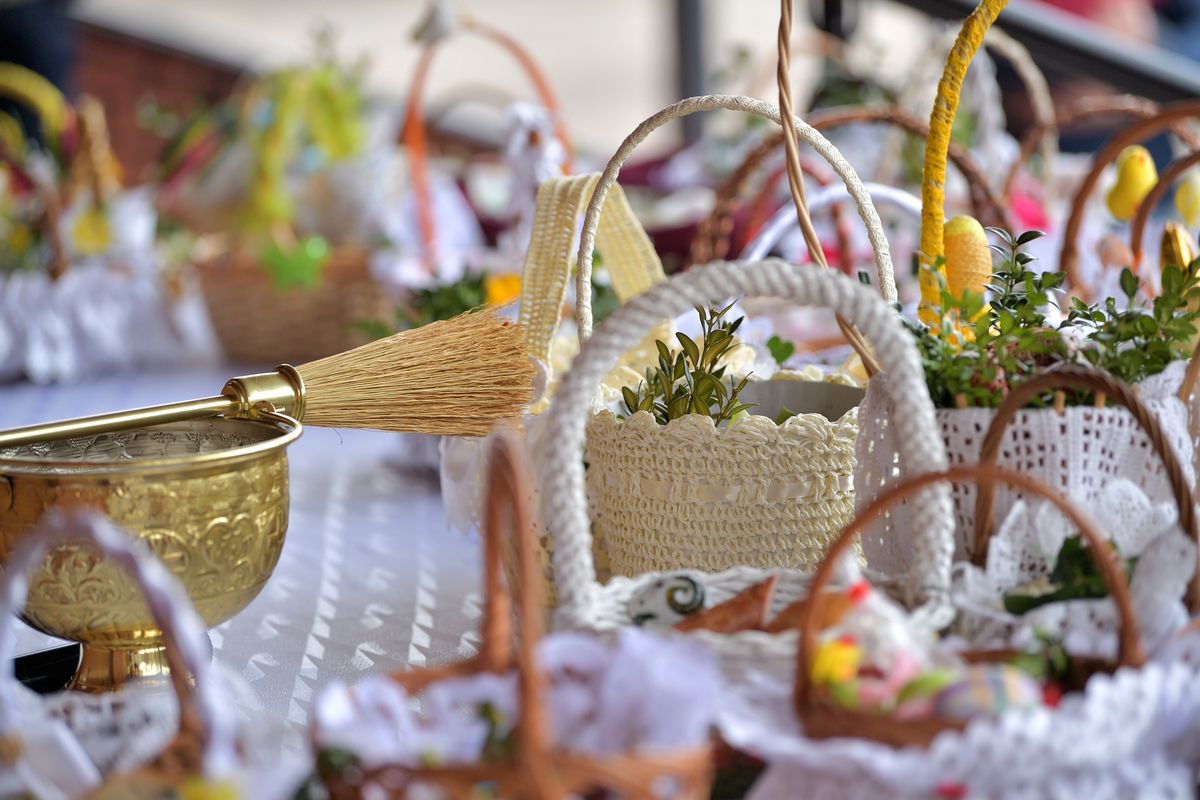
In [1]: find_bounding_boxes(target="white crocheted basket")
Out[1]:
[537,258,955,668]
[855,361,1197,571]
[571,94,901,581]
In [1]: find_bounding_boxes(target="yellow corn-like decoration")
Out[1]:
[944,215,992,341]
[1162,222,1200,350]
[918,0,1008,326]
[0,62,68,139]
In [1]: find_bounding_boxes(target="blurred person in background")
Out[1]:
[0,0,76,143]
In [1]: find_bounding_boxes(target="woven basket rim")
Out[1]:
[589,407,858,442]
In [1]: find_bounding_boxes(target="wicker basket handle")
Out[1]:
[971,364,1200,609]
[0,510,238,780]
[1001,95,1184,204]
[918,0,1008,325]
[574,95,900,340]
[537,259,954,629]
[1129,149,1200,270]
[794,463,1147,707]
[482,430,554,767]
[402,15,572,269]
[691,106,1007,270]
[1059,100,1200,300]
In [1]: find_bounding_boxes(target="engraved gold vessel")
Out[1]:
[0,412,300,691]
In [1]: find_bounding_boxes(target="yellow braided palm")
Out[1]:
[518,173,666,411]
[919,0,1008,325]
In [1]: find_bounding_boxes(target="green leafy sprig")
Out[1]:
[910,227,1200,408]
[620,302,755,426]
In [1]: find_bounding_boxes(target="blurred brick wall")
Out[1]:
[74,22,239,182]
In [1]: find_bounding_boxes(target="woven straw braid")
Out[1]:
[537,259,953,634]
[516,173,666,410]
[919,0,1007,324]
[574,95,899,341]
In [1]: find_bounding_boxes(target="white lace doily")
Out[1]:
[718,659,1200,800]
[952,478,1196,659]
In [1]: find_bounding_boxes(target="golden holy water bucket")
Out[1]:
[0,411,299,691]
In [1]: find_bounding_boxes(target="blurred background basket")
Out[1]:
[196,244,393,365]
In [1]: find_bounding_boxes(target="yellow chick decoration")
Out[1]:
[1175,169,1200,230]
[1106,145,1158,222]
[812,635,862,687]
[942,215,992,341]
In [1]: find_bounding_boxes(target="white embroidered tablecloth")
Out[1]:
[3,365,483,730]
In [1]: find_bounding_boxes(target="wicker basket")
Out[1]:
[196,244,394,365]
[0,511,242,799]
[537,258,955,671]
[856,0,1200,568]
[313,433,712,799]
[794,463,1145,748]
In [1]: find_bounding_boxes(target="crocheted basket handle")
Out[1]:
[537,258,954,628]
[1059,100,1200,300]
[795,463,1147,707]
[918,0,1008,325]
[401,14,572,270]
[574,94,901,341]
[0,510,239,780]
[972,364,1200,610]
[742,182,922,265]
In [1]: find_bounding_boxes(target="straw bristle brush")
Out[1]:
[0,310,534,447]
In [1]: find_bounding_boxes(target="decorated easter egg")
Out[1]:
[932,664,1043,721]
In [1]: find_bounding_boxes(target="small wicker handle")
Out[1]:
[1129,148,1200,269]
[537,259,954,629]
[402,15,572,268]
[573,94,901,341]
[1000,94,1199,204]
[1060,100,1200,299]
[363,431,710,799]
[971,365,1200,609]
[795,463,1147,707]
[0,510,238,780]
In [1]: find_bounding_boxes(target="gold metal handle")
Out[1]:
[0,366,306,449]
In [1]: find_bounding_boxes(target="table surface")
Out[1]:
[4,365,483,730]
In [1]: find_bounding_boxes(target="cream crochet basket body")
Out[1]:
[570,95,900,579]
[537,258,956,669]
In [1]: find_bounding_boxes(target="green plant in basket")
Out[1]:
[909,225,1200,408]
[620,302,755,426]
